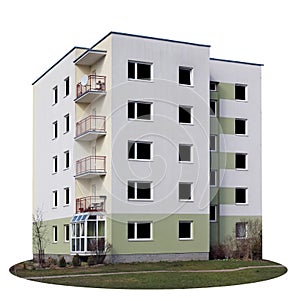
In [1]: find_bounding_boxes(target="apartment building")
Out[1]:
[32,32,262,263]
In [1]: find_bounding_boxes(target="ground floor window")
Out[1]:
[179,221,193,240]
[53,226,58,243]
[236,222,247,239]
[128,222,152,240]
[64,224,70,242]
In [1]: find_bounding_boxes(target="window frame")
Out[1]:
[235,84,248,102]
[210,135,217,152]
[210,170,217,187]
[53,226,58,243]
[64,76,70,97]
[210,82,217,91]
[178,144,193,163]
[235,187,248,205]
[235,153,248,170]
[64,187,70,206]
[178,182,193,202]
[128,61,153,81]
[52,121,58,140]
[210,205,217,222]
[52,156,58,174]
[64,150,70,170]
[235,118,248,136]
[128,181,153,201]
[178,221,193,240]
[53,86,58,105]
[128,140,153,161]
[64,224,70,242]
[52,190,58,208]
[64,114,70,133]
[178,66,193,86]
[127,221,153,241]
[128,101,153,121]
[236,222,248,239]
[178,105,193,125]
[210,99,217,117]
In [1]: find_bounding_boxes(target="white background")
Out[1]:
[1,0,297,300]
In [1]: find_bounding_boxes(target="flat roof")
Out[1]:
[210,57,264,67]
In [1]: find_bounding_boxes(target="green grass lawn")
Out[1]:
[10,259,287,289]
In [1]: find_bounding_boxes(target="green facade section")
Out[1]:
[108,214,209,255]
[210,187,236,205]
[218,83,235,100]
[210,117,235,135]
[211,152,235,170]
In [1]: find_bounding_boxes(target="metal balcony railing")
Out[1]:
[76,75,106,98]
[76,115,106,138]
[76,196,106,213]
[75,156,106,177]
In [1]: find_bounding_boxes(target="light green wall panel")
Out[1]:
[210,187,219,204]
[109,214,209,255]
[219,117,235,135]
[210,222,219,246]
[210,118,219,135]
[219,187,235,205]
[210,91,218,100]
[211,152,235,170]
[218,83,234,100]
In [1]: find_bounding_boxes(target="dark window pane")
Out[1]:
[236,222,247,238]
[210,82,216,91]
[65,188,69,204]
[179,68,191,85]
[179,222,191,238]
[65,152,69,168]
[179,183,191,199]
[128,223,135,239]
[236,188,246,204]
[65,225,70,241]
[179,145,191,161]
[65,77,70,96]
[53,87,58,104]
[235,85,246,100]
[236,153,246,169]
[210,135,216,151]
[137,182,151,199]
[128,102,135,119]
[235,119,246,135]
[128,142,135,159]
[210,171,216,186]
[137,103,151,120]
[65,115,69,132]
[128,182,135,199]
[128,62,135,79]
[137,223,151,239]
[210,100,216,116]
[210,206,216,221]
[179,106,191,123]
[137,143,151,160]
[137,63,151,80]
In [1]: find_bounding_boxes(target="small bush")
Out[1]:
[58,256,66,267]
[87,256,96,266]
[72,254,81,267]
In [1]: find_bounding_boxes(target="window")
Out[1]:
[53,156,58,173]
[64,224,70,242]
[128,101,152,120]
[128,181,152,201]
[235,153,247,169]
[210,100,217,116]
[64,187,70,205]
[64,114,70,133]
[52,121,58,139]
[179,144,192,162]
[53,86,58,104]
[210,82,217,91]
[210,206,217,222]
[179,66,193,86]
[179,183,192,201]
[128,222,152,240]
[179,105,192,124]
[52,190,58,207]
[179,221,193,240]
[235,119,247,135]
[128,61,152,81]
[235,84,247,101]
[64,77,70,96]
[210,170,217,186]
[128,141,152,160]
[236,222,247,239]
[235,188,247,204]
[64,150,70,169]
[210,135,217,151]
[53,226,58,243]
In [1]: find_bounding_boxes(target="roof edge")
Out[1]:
[210,57,264,67]
[32,46,88,85]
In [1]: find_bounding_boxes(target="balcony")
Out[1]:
[75,75,106,103]
[75,156,106,179]
[76,196,106,213]
[75,115,106,141]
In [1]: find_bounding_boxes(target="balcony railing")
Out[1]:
[76,196,106,213]
[75,156,106,178]
[75,75,106,103]
[75,115,106,140]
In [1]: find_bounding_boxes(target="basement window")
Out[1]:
[235,153,247,170]
[179,105,193,124]
[179,221,193,240]
[128,222,152,240]
[179,66,193,86]
[128,61,152,81]
[235,188,248,204]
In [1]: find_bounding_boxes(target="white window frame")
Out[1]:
[235,118,248,136]
[53,226,58,243]
[128,181,153,201]
[210,205,217,222]
[64,150,70,170]
[210,170,217,187]
[52,121,58,140]
[210,135,217,152]
[128,140,153,161]
[64,114,70,133]
[128,61,153,81]
[52,156,58,174]
[236,222,248,239]
[178,221,193,240]
[64,187,70,206]
[235,153,248,170]
[128,221,153,241]
[235,84,248,102]
[52,190,58,208]
[210,99,217,117]
[179,182,193,202]
[64,224,70,242]
[235,187,248,205]
[128,101,153,121]
[178,66,194,86]
[178,144,193,163]
[210,82,217,91]
[178,105,193,125]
